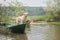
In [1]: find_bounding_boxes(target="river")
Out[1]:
[0,22,60,40]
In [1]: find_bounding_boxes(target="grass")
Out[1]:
[0,14,52,22]
[48,22,60,25]
[27,14,53,20]
[0,15,60,25]
[0,16,16,22]
[27,15,47,20]
[27,15,60,25]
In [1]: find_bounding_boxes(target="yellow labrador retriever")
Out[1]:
[15,12,28,23]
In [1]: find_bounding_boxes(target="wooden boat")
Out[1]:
[8,24,26,34]
[0,20,30,34]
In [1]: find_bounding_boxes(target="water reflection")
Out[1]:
[0,34,28,40]
[54,25,60,40]
[11,34,28,40]
[27,24,60,40]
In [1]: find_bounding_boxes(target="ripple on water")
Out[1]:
[27,24,57,40]
[0,35,15,40]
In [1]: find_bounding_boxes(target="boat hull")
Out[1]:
[8,24,26,34]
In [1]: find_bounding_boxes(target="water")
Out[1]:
[0,22,60,40]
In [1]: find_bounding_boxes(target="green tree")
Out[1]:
[8,0,24,16]
[46,0,60,21]
[0,0,24,22]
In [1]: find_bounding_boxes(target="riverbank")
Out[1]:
[47,22,60,25]
[30,21,60,25]
[30,21,47,25]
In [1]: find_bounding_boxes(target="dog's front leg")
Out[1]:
[15,18,19,23]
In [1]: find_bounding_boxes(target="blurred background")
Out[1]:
[0,0,60,40]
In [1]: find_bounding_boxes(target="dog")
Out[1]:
[15,12,28,23]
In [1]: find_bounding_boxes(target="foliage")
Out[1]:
[8,1,24,16]
[0,0,25,22]
[46,0,60,21]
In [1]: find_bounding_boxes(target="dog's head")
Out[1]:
[23,12,28,17]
